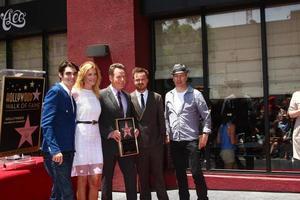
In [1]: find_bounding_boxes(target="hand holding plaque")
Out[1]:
[115,117,139,157]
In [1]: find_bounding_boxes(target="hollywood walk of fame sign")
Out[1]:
[0,75,45,157]
[116,117,139,157]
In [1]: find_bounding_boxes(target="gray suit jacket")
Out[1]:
[131,91,166,148]
[99,86,134,154]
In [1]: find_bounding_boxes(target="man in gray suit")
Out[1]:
[99,63,138,200]
[130,67,169,200]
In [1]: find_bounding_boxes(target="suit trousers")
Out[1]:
[101,145,137,200]
[137,144,169,200]
[170,140,208,200]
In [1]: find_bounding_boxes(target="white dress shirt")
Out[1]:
[59,82,75,113]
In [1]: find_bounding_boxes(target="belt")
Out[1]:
[76,120,98,125]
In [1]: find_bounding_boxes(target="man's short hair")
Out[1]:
[109,63,125,76]
[132,67,149,78]
[58,60,79,75]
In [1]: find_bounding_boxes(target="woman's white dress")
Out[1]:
[71,88,103,176]
[288,91,300,160]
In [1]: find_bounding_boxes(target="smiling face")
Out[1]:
[59,66,78,90]
[133,72,148,92]
[83,67,98,89]
[109,67,126,91]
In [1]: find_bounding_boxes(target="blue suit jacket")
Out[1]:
[41,83,76,155]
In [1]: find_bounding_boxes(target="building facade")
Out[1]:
[144,0,300,173]
[1,0,299,176]
[0,0,67,88]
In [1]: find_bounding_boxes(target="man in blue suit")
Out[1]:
[41,60,79,200]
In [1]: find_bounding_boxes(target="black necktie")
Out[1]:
[141,93,145,110]
[117,91,124,117]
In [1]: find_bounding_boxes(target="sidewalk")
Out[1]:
[99,190,300,200]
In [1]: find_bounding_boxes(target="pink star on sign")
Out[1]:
[15,115,38,148]
[122,121,132,138]
[32,89,40,101]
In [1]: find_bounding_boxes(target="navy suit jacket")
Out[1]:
[41,83,76,155]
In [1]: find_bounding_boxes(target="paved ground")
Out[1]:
[99,190,300,200]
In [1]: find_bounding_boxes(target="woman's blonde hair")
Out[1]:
[74,61,101,97]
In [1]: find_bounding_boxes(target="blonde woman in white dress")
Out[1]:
[71,61,103,200]
[288,91,300,160]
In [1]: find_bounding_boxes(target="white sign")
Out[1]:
[0,9,26,31]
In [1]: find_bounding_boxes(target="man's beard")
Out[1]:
[137,84,145,91]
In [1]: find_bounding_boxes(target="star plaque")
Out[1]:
[116,117,139,157]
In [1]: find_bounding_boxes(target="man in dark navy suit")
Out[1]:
[41,60,78,200]
[99,63,138,200]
